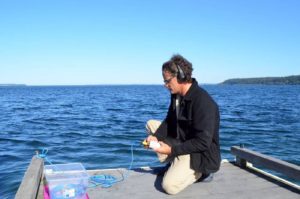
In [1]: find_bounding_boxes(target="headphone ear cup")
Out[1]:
[176,65,185,81]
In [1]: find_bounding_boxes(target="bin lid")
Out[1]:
[44,163,89,181]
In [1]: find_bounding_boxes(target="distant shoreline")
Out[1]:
[221,75,300,85]
[0,84,27,87]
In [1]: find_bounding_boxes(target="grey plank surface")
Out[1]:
[85,162,299,199]
[37,162,300,199]
[231,146,300,180]
[15,157,44,199]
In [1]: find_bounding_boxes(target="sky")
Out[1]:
[0,0,299,85]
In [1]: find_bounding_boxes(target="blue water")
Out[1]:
[0,85,299,198]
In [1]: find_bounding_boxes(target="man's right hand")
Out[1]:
[146,135,158,143]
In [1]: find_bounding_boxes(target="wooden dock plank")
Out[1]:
[15,157,44,199]
[34,163,299,199]
[231,146,300,180]
[84,162,299,199]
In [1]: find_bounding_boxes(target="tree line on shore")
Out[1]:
[221,75,300,85]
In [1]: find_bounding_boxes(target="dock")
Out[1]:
[16,146,300,199]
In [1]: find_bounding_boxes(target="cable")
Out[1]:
[36,148,54,164]
[88,144,135,188]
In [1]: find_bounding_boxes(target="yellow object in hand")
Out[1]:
[142,140,149,146]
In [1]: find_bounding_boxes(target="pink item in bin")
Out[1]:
[43,185,89,199]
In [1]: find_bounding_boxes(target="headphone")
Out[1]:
[176,64,186,81]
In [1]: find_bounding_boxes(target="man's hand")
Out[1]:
[142,135,158,148]
[146,135,158,143]
[154,141,171,155]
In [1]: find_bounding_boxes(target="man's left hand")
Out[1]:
[154,141,171,155]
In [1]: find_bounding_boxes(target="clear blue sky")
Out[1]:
[0,0,299,85]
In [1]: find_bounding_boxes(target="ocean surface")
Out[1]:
[0,84,299,198]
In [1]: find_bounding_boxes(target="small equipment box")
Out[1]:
[44,163,89,199]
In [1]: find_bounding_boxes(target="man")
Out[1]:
[145,54,221,195]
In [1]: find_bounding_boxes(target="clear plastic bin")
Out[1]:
[44,163,89,199]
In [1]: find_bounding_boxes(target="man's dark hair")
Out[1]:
[162,54,193,83]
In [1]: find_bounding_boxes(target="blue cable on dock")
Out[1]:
[36,148,55,165]
[88,144,135,188]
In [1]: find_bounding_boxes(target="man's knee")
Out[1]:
[146,119,161,134]
[146,119,154,129]
[162,179,182,195]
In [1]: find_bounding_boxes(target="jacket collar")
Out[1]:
[171,78,199,101]
[182,78,199,101]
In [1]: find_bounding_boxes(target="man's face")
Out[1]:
[162,70,179,94]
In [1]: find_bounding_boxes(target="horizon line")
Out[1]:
[0,82,220,87]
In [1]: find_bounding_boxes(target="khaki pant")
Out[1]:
[146,120,202,195]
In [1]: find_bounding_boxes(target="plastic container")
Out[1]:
[44,163,89,199]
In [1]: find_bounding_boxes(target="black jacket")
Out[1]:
[155,79,221,173]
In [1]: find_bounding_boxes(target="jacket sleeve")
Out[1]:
[171,95,219,156]
[154,97,174,140]
[154,119,168,141]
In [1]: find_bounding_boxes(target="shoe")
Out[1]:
[196,173,214,183]
[152,163,170,176]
